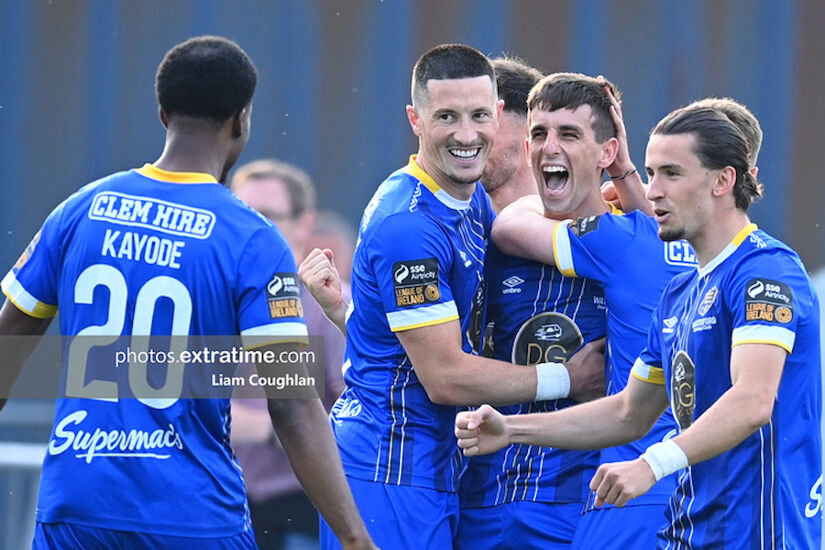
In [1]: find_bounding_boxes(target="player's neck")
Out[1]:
[154,132,228,183]
[489,176,535,214]
[691,210,752,268]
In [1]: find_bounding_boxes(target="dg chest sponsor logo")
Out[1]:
[511,312,583,365]
[266,273,303,319]
[744,278,794,324]
[671,350,696,430]
[392,258,440,307]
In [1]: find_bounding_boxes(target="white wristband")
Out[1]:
[534,362,570,401]
[640,440,689,481]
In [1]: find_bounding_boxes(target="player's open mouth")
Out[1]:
[654,208,670,223]
[543,165,568,190]
[449,147,481,161]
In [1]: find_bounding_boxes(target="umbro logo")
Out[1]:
[502,275,524,294]
[663,316,678,333]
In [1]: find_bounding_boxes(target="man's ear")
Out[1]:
[231,109,244,139]
[406,105,422,137]
[159,107,169,129]
[597,137,619,169]
[712,166,737,198]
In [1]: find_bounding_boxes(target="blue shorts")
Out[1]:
[571,504,668,550]
[319,476,458,550]
[32,522,258,550]
[456,501,582,550]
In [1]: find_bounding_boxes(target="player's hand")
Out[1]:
[455,404,510,456]
[566,338,606,402]
[589,457,656,508]
[601,180,620,208]
[299,248,346,316]
[598,76,634,181]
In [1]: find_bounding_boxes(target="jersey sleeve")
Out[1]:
[368,212,458,332]
[552,212,629,283]
[1,202,66,318]
[727,250,812,353]
[631,300,666,386]
[237,226,308,348]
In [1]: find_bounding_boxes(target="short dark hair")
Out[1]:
[527,72,619,143]
[652,106,763,211]
[231,159,316,216]
[492,56,543,117]
[411,44,495,106]
[156,36,257,124]
[684,97,762,167]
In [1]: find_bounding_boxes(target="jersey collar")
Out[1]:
[136,164,218,184]
[404,156,472,211]
[698,223,758,278]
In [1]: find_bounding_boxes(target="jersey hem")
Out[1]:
[35,509,248,538]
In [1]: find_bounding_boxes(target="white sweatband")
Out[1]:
[534,362,570,401]
[640,440,689,481]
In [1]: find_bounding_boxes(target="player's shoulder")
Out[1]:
[568,208,653,239]
[732,228,806,276]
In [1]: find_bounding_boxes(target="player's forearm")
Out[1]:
[506,392,647,450]
[323,300,349,336]
[267,398,371,545]
[490,196,555,263]
[425,355,540,406]
[608,169,653,216]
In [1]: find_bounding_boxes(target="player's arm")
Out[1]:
[257,343,375,550]
[491,194,560,265]
[398,319,605,406]
[455,374,668,455]
[598,78,652,216]
[0,299,53,412]
[588,343,786,508]
[671,343,784,462]
[298,248,348,336]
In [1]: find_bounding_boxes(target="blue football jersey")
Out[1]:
[460,242,606,506]
[551,210,695,504]
[632,224,822,549]
[1,164,308,536]
[330,157,494,492]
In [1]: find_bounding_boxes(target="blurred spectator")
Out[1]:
[230,159,347,550]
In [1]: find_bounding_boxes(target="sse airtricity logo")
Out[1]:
[394,264,410,284]
[748,280,765,298]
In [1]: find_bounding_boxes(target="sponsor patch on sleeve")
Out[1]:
[744,278,794,324]
[570,215,601,237]
[14,230,41,270]
[392,258,441,308]
[266,272,304,319]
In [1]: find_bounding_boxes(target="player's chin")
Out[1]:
[657,225,685,242]
[450,167,484,185]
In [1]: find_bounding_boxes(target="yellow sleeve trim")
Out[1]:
[2,286,58,319]
[242,335,310,349]
[732,339,792,354]
[631,367,665,385]
[390,314,459,333]
[552,221,578,278]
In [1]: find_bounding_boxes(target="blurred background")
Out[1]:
[1,0,823,548]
